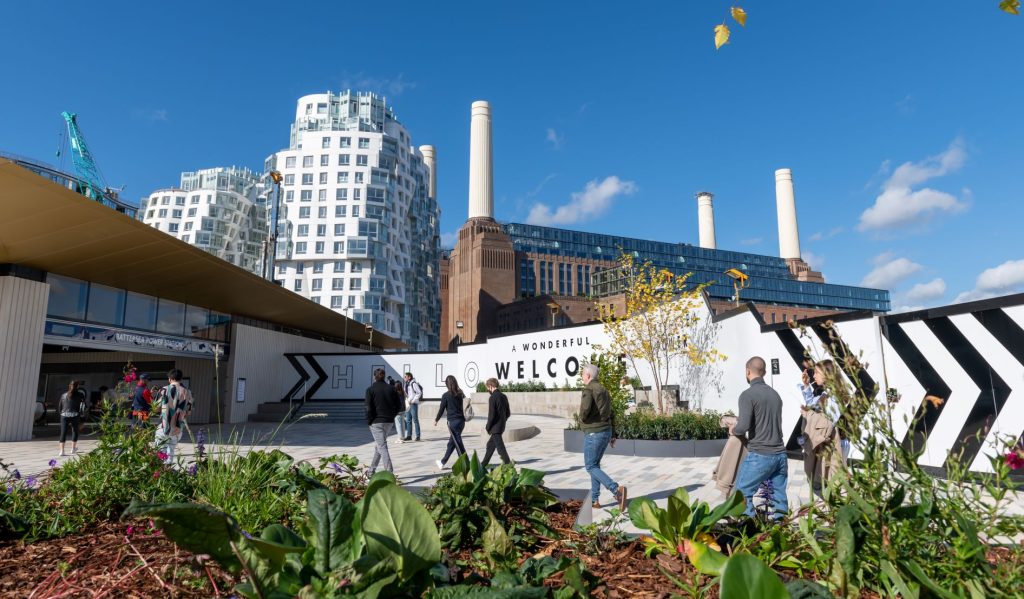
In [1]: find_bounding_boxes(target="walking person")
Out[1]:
[366,368,402,476]
[480,378,512,467]
[403,372,423,441]
[799,359,849,497]
[579,364,627,510]
[58,381,86,456]
[731,357,789,519]
[130,373,153,429]
[389,376,408,443]
[154,369,193,465]
[433,375,467,469]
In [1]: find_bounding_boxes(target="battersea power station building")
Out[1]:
[440,102,890,349]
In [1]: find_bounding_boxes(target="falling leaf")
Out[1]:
[714,24,730,49]
[924,395,945,408]
[1000,0,1020,15]
[731,7,747,27]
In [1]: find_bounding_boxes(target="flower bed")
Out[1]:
[565,410,730,456]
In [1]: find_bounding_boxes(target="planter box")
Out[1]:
[473,391,582,419]
[563,430,727,458]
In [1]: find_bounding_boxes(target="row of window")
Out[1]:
[285,139,371,164]
[523,260,591,297]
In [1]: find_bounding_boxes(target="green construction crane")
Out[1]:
[59,111,107,202]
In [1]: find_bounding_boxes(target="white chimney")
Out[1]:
[695,191,717,249]
[419,145,437,199]
[775,168,801,260]
[467,101,493,220]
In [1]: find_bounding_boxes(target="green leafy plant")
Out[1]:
[427,555,601,598]
[124,471,441,598]
[628,488,745,571]
[569,409,728,441]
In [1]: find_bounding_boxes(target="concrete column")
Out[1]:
[0,276,48,441]
[775,168,801,260]
[419,145,437,199]
[467,101,493,220]
[695,191,717,249]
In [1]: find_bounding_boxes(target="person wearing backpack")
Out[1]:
[130,373,154,428]
[480,378,513,467]
[403,372,423,441]
[57,380,87,457]
[154,369,193,464]
[433,375,467,469]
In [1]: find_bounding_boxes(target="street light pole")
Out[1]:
[263,170,284,281]
[343,307,350,347]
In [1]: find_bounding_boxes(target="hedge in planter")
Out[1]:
[569,410,728,441]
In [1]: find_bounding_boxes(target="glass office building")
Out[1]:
[503,223,890,313]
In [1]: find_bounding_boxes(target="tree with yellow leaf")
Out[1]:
[597,253,724,414]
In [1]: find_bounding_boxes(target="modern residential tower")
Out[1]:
[265,91,441,350]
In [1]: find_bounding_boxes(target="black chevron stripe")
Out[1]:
[283,355,310,402]
[812,324,878,401]
[303,354,329,401]
[974,308,1024,450]
[776,328,812,450]
[880,322,951,456]
[925,316,1011,467]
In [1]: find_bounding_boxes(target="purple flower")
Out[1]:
[196,429,207,459]
[48,459,57,468]
[330,462,343,474]
[4,485,12,494]
[187,463,198,476]
[24,477,37,489]
[12,469,20,480]
[241,530,253,540]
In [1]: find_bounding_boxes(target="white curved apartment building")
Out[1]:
[139,167,268,275]
[264,91,441,350]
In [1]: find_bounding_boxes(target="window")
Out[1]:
[83,282,125,325]
[349,279,362,290]
[296,242,307,253]
[336,188,348,200]
[301,174,313,185]
[296,262,305,274]
[358,138,370,149]
[318,189,327,201]
[187,208,197,217]
[158,209,168,217]
[317,103,327,114]
[317,206,327,218]
[297,225,309,236]
[356,155,368,166]
[331,296,344,308]
[338,154,350,166]
[285,156,296,168]
[311,296,321,305]
[335,206,347,217]
[156,299,186,335]
[336,172,349,184]
[299,207,311,218]
[320,154,329,166]
[316,224,327,236]
[355,172,364,183]
[169,223,179,233]
[358,222,377,239]
[321,137,330,148]
[278,264,287,274]
[147,210,154,218]
[333,261,345,272]
[161,197,170,205]
[334,224,346,235]
[300,190,312,201]
[285,191,294,201]
[340,137,351,148]
[319,172,328,184]
[332,278,344,290]
[315,242,325,254]
[353,205,360,217]
[353,189,361,200]
[124,291,158,330]
[348,296,356,308]
[349,239,367,255]
[294,280,302,291]
[333,241,344,253]
[313,262,324,273]
[312,279,323,291]
[350,262,363,272]
[302,156,314,168]
[175,196,185,206]
[172,209,182,218]
[284,174,295,185]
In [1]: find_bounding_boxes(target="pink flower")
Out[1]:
[126,525,136,536]
[152,470,161,480]
[157,451,168,461]
[1006,451,1024,470]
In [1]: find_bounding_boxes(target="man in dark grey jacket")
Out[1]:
[365,368,402,475]
[480,378,512,467]
[731,356,789,518]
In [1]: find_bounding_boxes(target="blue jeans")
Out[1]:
[734,451,789,518]
[404,403,420,439]
[583,429,619,504]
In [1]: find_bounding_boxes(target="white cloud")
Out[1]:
[903,278,946,304]
[739,237,763,246]
[803,251,825,270]
[858,138,968,231]
[133,108,168,122]
[339,72,416,96]
[440,231,458,248]
[861,254,923,289]
[954,259,1024,303]
[545,128,564,150]
[808,227,844,242]
[526,176,637,226]
[896,94,915,115]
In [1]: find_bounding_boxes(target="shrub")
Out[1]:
[567,410,728,441]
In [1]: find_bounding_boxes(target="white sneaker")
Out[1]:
[58,450,65,457]
[436,460,445,470]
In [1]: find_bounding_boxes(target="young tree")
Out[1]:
[597,253,724,414]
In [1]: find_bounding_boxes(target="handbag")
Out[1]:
[464,394,475,421]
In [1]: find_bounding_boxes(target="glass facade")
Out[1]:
[46,274,230,342]
[503,223,890,312]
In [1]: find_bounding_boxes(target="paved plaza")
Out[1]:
[5,413,1022,531]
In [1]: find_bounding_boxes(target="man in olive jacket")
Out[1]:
[480,378,512,467]
[579,364,627,510]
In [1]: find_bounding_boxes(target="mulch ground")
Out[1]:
[0,521,237,598]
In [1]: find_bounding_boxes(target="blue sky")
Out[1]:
[2,1,1022,310]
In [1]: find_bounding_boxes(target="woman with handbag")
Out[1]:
[434,375,469,469]
[57,380,86,457]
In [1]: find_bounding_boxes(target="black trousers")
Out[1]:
[59,416,80,443]
[441,418,467,463]
[481,432,511,466]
